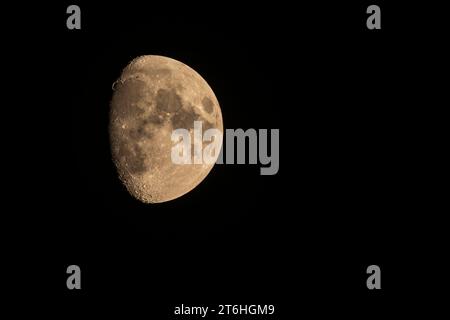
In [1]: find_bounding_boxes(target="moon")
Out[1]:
[109,55,223,203]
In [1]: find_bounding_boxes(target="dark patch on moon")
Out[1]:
[202,96,214,113]
[156,89,183,113]
[171,102,216,134]
[171,104,200,130]
[145,112,164,126]
[117,139,147,174]
[128,128,141,140]
[127,117,155,143]
[111,78,146,119]
[137,125,153,140]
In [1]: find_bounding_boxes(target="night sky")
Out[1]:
[10,1,444,318]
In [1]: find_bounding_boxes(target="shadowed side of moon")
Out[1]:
[109,55,223,203]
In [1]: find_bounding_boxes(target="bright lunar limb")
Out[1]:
[109,55,223,203]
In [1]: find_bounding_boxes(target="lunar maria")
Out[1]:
[172,120,279,175]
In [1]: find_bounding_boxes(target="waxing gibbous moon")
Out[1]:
[109,55,223,203]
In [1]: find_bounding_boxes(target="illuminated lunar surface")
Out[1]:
[109,55,223,203]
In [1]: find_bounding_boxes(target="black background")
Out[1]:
[11,1,446,318]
